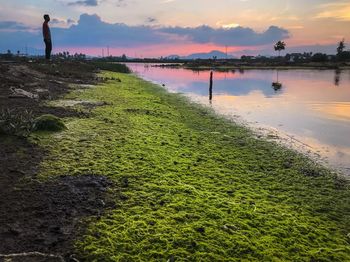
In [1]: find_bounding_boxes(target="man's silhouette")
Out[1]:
[43,14,52,60]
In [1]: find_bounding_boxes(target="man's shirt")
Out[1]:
[43,21,51,40]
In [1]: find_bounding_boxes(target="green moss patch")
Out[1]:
[34,114,66,132]
[33,71,350,261]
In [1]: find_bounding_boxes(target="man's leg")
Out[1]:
[47,40,52,60]
[44,39,48,59]
[45,39,52,60]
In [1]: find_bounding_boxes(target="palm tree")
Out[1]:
[274,41,286,57]
[337,39,345,55]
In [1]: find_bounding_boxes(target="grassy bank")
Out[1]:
[33,71,350,261]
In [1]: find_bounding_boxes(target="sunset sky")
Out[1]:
[0,0,349,57]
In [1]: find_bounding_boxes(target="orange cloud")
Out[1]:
[314,2,350,21]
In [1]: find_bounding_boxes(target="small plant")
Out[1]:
[0,108,35,137]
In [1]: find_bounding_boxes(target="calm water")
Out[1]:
[127,63,350,175]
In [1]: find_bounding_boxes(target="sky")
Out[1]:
[0,0,349,57]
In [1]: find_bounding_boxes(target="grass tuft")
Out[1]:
[0,108,34,137]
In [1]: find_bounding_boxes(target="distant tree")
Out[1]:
[338,51,350,61]
[336,39,350,61]
[337,39,345,55]
[3,49,13,59]
[285,53,291,61]
[241,55,251,61]
[304,52,313,61]
[274,41,286,56]
[311,53,328,62]
[121,54,127,61]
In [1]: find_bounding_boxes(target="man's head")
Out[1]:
[43,14,50,22]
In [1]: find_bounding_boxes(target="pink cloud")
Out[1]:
[55,43,248,57]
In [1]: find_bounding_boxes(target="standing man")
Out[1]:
[43,14,52,60]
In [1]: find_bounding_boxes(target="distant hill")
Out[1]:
[166,55,181,60]
[185,50,234,59]
[165,50,234,60]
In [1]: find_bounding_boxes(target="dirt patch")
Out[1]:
[0,60,98,119]
[0,135,116,261]
[0,252,64,262]
[0,173,115,260]
[0,59,115,260]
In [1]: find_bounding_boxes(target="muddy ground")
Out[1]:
[0,59,115,261]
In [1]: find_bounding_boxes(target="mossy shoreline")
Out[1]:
[33,71,350,261]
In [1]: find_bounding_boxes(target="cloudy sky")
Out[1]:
[0,0,349,57]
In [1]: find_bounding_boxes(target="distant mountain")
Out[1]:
[165,50,235,60]
[166,54,181,60]
[184,50,234,60]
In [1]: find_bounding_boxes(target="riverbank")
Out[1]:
[37,71,350,260]
[1,62,350,260]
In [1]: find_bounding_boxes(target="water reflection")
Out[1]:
[334,69,341,86]
[271,70,283,92]
[127,63,350,175]
[177,77,280,97]
[272,81,283,92]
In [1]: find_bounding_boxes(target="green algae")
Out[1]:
[32,71,350,261]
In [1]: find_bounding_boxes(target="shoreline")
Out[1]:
[131,69,350,178]
[211,110,350,178]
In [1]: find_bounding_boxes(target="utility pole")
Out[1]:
[25,44,28,56]
[107,46,109,57]
[225,45,228,60]
[102,48,104,58]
